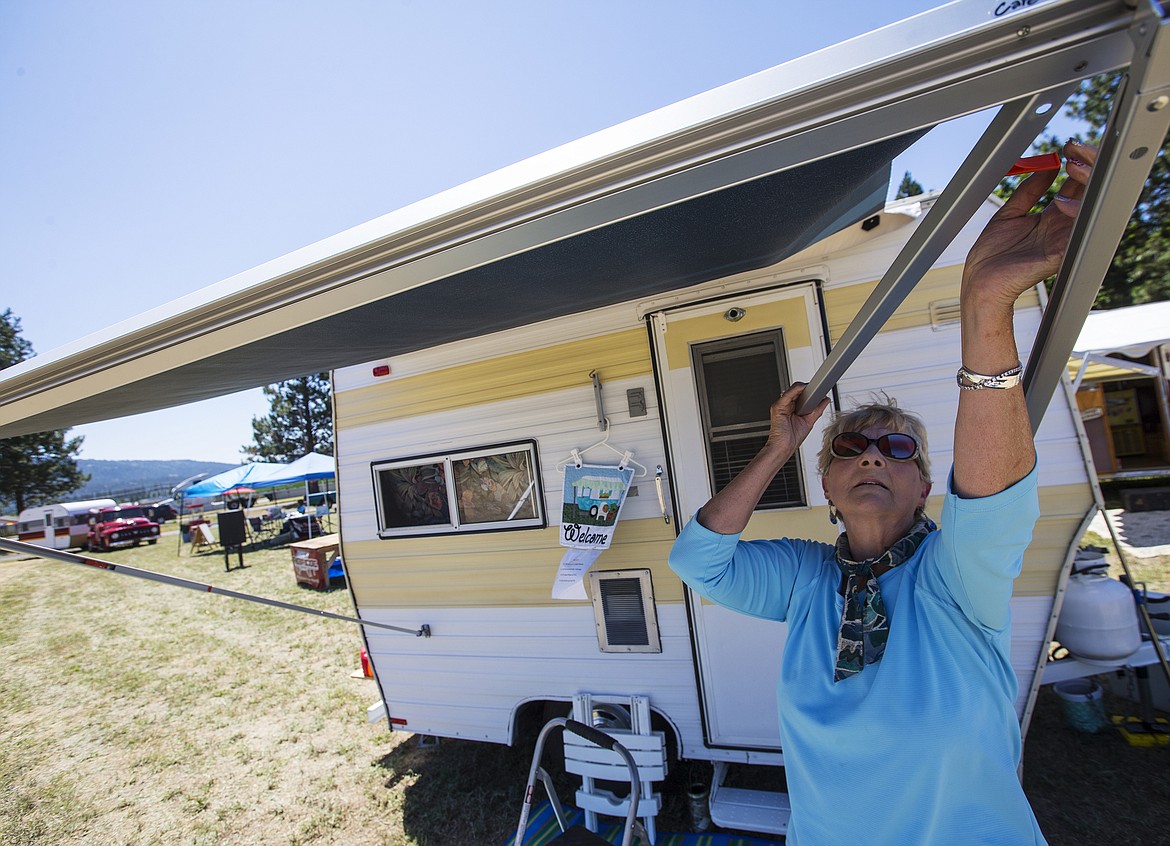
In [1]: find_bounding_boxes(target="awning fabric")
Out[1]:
[254,453,336,489]
[1066,355,1162,384]
[182,463,286,498]
[0,135,918,438]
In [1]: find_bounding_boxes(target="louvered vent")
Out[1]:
[929,298,962,331]
[589,570,661,653]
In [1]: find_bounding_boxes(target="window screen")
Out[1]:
[692,330,806,509]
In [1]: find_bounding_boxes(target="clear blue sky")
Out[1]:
[2,0,1066,463]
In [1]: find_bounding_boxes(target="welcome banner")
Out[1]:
[552,463,635,599]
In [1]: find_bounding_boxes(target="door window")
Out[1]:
[692,330,806,509]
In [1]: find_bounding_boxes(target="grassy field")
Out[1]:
[1,531,1168,845]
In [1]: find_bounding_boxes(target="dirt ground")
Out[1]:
[1024,684,1170,846]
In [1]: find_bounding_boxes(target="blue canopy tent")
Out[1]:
[254,452,336,489]
[249,453,338,538]
[178,454,337,542]
[182,454,335,497]
[182,462,285,498]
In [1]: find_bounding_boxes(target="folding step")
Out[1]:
[708,761,791,836]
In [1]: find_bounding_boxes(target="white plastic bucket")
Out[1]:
[1053,678,1108,733]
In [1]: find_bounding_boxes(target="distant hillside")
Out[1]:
[67,459,238,502]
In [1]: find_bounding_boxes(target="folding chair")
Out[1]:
[515,717,647,846]
[570,694,665,843]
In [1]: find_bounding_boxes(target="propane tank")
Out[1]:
[1055,548,1141,663]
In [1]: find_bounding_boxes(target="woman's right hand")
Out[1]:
[697,382,830,534]
[765,382,831,458]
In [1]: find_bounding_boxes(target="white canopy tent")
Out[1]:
[1069,300,1170,389]
[1073,300,1170,359]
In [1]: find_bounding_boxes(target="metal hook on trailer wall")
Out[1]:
[590,370,607,432]
[0,537,431,638]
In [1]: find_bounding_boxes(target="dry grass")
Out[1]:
[0,536,412,846]
[1,532,1168,845]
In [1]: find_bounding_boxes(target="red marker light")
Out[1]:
[1006,152,1062,176]
[372,364,391,377]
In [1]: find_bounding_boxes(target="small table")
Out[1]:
[290,533,341,590]
[1041,636,1170,686]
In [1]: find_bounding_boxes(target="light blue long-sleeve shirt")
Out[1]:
[669,466,1046,845]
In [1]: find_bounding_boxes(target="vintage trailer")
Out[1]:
[331,191,1096,829]
[2,0,1169,836]
[16,498,117,550]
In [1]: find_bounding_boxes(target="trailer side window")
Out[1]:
[692,330,807,509]
[372,440,545,537]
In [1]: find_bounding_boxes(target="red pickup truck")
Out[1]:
[85,504,161,551]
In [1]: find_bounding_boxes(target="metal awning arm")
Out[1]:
[0,537,430,637]
[1025,10,1170,430]
[796,84,1077,415]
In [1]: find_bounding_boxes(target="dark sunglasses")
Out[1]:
[830,431,920,462]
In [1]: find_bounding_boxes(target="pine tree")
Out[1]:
[0,309,89,513]
[243,373,333,463]
[895,171,925,199]
[1062,74,1170,307]
[1003,73,1170,308]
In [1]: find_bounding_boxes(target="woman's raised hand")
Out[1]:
[962,139,1096,309]
[766,382,831,458]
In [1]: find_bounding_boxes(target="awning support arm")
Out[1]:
[796,83,1077,415]
[1024,15,1170,429]
[0,537,430,637]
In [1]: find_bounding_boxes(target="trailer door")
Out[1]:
[652,284,826,750]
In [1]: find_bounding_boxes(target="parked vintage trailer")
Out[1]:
[1,0,1168,836]
[332,191,1096,829]
[16,498,116,550]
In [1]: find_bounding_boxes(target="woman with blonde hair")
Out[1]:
[669,140,1098,845]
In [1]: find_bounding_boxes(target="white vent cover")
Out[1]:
[588,569,661,653]
[929,298,962,331]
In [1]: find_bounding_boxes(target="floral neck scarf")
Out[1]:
[833,516,936,683]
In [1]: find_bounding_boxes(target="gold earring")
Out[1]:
[828,503,838,525]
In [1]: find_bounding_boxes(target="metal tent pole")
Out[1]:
[1096,507,1170,700]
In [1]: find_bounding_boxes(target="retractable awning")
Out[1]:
[2,0,1169,438]
[0,137,910,437]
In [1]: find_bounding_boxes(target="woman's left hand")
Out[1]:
[961,139,1095,307]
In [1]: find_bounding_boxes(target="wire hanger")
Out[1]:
[555,419,649,478]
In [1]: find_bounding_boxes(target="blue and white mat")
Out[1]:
[507,801,784,846]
